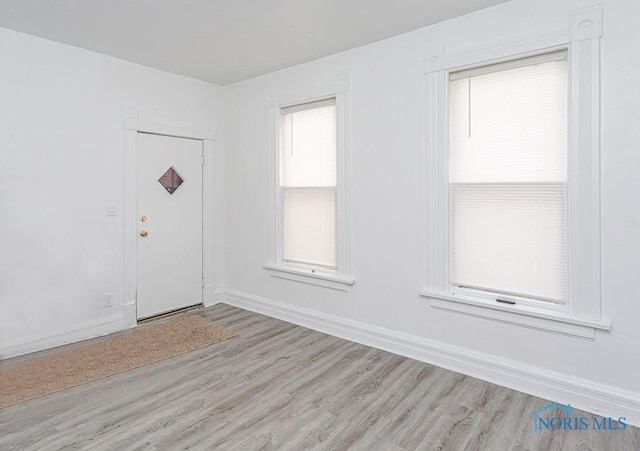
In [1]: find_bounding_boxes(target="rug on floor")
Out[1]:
[0,314,235,408]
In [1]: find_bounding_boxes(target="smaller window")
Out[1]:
[266,86,354,291]
[279,98,337,270]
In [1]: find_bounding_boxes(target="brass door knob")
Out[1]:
[140,230,148,237]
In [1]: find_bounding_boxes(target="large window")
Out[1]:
[449,52,568,306]
[265,80,353,291]
[421,4,609,338]
[280,99,337,269]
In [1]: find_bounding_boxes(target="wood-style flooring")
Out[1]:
[1,304,638,450]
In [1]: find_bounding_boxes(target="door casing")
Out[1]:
[123,110,216,328]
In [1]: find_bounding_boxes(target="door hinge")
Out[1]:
[201,278,206,288]
[201,154,205,166]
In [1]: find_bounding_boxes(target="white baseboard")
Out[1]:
[217,288,640,427]
[0,314,135,360]
[203,284,225,307]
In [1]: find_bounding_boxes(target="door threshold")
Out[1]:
[137,303,204,324]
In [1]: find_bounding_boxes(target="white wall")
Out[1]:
[2,0,639,426]
[222,0,640,420]
[0,28,225,356]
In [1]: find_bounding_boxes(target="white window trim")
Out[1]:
[420,4,610,339]
[265,74,354,292]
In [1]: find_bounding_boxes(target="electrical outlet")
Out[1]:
[104,292,114,307]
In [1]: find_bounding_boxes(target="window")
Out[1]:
[449,52,568,307]
[421,5,610,338]
[265,77,353,291]
[280,99,337,269]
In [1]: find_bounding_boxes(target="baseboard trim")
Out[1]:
[217,288,640,427]
[204,284,225,307]
[0,314,134,360]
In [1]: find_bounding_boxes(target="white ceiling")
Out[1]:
[0,0,508,85]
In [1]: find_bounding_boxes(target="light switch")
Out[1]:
[107,204,117,216]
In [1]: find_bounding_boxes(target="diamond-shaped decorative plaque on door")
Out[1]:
[158,166,184,194]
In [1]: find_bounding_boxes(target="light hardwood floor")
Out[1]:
[1,304,638,450]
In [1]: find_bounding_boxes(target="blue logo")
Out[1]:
[531,403,627,432]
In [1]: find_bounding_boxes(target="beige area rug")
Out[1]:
[0,315,235,409]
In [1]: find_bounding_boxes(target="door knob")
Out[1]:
[140,230,148,237]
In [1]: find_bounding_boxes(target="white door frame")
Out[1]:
[123,110,216,328]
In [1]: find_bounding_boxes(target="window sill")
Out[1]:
[264,264,355,292]
[419,290,610,339]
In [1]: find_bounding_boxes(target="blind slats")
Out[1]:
[282,187,336,268]
[281,100,336,187]
[449,53,568,303]
[280,99,337,268]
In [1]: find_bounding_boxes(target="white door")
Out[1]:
[136,132,203,320]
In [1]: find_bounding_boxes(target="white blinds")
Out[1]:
[449,52,568,303]
[281,99,336,187]
[280,99,337,268]
[282,187,336,267]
